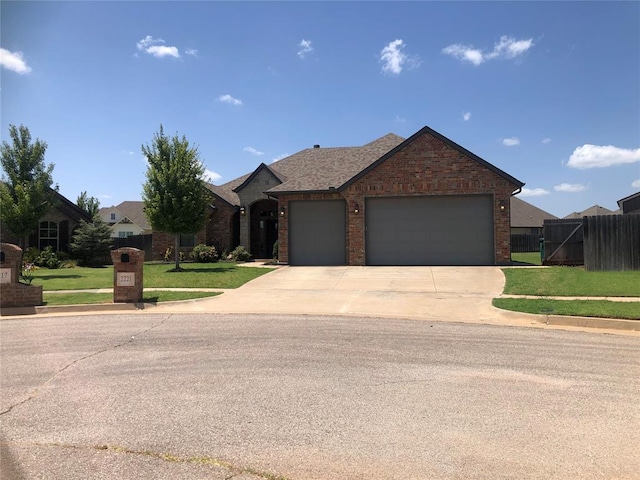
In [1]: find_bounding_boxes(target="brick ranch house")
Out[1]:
[153,125,525,266]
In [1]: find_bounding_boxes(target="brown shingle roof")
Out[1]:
[267,133,406,193]
[116,201,151,231]
[563,205,617,219]
[511,197,557,228]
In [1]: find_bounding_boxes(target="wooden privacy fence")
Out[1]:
[543,219,584,266]
[511,234,540,253]
[583,215,640,271]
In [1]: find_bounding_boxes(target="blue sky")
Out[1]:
[2,1,639,218]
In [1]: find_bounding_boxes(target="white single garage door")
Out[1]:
[289,200,346,265]
[366,195,494,265]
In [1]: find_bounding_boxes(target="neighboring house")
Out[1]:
[0,189,92,253]
[99,201,152,238]
[510,197,557,236]
[617,191,640,214]
[162,125,524,266]
[563,205,619,219]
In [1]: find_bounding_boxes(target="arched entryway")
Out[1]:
[250,199,278,259]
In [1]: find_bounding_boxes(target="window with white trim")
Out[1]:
[39,221,59,251]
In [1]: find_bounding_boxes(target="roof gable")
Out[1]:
[115,201,151,230]
[232,163,284,193]
[340,126,524,192]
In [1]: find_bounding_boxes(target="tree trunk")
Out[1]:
[174,234,180,271]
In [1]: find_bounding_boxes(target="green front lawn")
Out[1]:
[501,267,640,297]
[493,298,640,320]
[510,252,542,266]
[30,262,274,291]
[497,267,640,320]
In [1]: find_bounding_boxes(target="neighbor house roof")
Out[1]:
[510,197,557,228]
[99,201,151,231]
[617,191,640,213]
[563,205,618,219]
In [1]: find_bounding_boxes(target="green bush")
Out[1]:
[190,244,218,263]
[230,245,251,262]
[272,240,279,260]
[23,247,41,264]
[33,246,61,269]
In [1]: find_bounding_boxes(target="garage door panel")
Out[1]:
[289,200,346,266]
[366,196,493,266]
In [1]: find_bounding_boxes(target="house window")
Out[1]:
[110,213,116,221]
[118,231,134,238]
[39,221,59,251]
[179,234,196,247]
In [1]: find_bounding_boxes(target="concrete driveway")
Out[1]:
[152,266,508,323]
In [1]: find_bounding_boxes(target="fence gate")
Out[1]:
[584,215,640,271]
[543,219,584,265]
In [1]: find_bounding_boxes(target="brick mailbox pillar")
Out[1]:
[0,243,43,310]
[110,247,144,303]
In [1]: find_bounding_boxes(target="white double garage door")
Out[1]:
[288,195,495,266]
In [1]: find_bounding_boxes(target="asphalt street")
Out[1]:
[1,313,639,479]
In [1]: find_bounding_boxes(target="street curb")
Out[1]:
[495,308,640,331]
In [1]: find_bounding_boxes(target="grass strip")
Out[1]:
[510,252,542,266]
[43,291,221,306]
[493,298,640,320]
[30,263,274,290]
[501,267,640,297]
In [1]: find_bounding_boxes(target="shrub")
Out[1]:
[272,240,279,260]
[23,247,41,264]
[69,219,113,267]
[33,246,61,269]
[190,244,218,263]
[229,245,251,262]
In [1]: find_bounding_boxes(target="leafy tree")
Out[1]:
[77,191,100,219]
[141,125,209,271]
[0,125,57,248]
[69,217,113,267]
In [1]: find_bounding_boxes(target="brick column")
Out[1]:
[0,243,43,310]
[110,247,144,303]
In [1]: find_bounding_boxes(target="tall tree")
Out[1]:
[69,217,113,267]
[142,125,209,271]
[0,125,57,248]
[77,191,100,219]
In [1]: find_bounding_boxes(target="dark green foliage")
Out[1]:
[230,245,251,262]
[272,239,279,260]
[142,125,209,270]
[190,244,219,263]
[0,125,57,247]
[70,218,113,266]
[76,191,101,219]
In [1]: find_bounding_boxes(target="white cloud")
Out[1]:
[218,94,243,106]
[380,39,419,75]
[463,112,471,121]
[136,35,180,58]
[554,183,586,193]
[502,137,520,147]
[519,188,550,197]
[185,49,198,57]
[542,138,551,144]
[297,39,313,59]
[395,115,407,123]
[244,146,264,156]
[0,48,32,74]
[442,35,534,66]
[204,169,222,183]
[632,179,640,188]
[272,153,289,163]
[567,144,640,169]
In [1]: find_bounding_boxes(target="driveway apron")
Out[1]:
[151,266,507,322]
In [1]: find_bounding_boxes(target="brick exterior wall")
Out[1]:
[278,131,519,266]
[151,229,208,261]
[206,201,238,255]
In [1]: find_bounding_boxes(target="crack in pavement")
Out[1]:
[0,315,173,416]
[1,440,291,480]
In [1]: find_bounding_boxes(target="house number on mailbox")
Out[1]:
[117,272,135,287]
[0,268,10,284]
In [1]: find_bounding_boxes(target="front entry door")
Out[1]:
[250,200,278,258]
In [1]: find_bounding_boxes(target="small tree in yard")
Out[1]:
[69,218,113,266]
[142,125,209,271]
[0,125,57,248]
